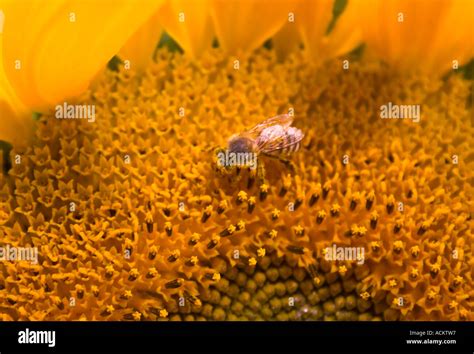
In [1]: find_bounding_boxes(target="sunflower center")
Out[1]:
[0,47,472,321]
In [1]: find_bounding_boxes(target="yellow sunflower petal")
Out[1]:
[272,21,301,60]
[293,0,333,61]
[0,100,31,147]
[0,11,31,145]
[271,0,361,62]
[357,0,474,74]
[2,0,164,110]
[157,0,214,58]
[210,0,290,57]
[119,8,165,71]
[322,0,362,58]
[425,0,474,73]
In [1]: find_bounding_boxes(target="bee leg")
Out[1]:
[247,166,256,189]
[257,159,267,186]
[279,157,296,174]
[213,147,232,174]
[263,153,296,174]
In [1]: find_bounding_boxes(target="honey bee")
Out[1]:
[227,114,304,157]
[216,114,304,183]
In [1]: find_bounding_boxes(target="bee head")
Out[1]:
[227,135,254,154]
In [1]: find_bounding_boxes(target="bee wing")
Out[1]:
[245,114,294,138]
[256,126,304,154]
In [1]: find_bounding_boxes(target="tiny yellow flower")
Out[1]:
[237,191,248,203]
[294,225,304,236]
[122,290,133,299]
[271,208,280,220]
[132,311,142,321]
[269,230,278,239]
[236,220,245,231]
[448,301,458,310]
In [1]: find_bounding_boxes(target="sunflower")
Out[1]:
[0,0,472,321]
